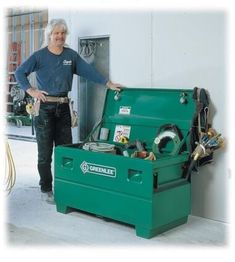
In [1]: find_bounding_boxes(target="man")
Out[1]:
[15,18,122,204]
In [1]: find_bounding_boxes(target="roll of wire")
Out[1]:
[5,140,16,194]
[82,142,115,153]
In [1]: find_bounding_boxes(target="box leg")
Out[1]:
[56,203,71,214]
[136,216,188,239]
[136,226,154,239]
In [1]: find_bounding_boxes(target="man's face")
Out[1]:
[50,26,66,47]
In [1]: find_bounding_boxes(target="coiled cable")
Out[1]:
[5,141,16,194]
[83,142,115,153]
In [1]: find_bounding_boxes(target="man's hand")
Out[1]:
[106,80,123,91]
[26,87,48,102]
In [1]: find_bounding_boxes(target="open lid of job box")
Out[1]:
[96,87,196,158]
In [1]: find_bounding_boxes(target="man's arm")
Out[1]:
[76,54,122,91]
[14,54,37,91]
[15,53,48,101]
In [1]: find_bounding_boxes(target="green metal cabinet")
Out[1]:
[54,88,196,238]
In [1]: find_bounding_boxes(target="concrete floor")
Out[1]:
[4,138,228,247]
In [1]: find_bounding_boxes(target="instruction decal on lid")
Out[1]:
[113,125,131,143]
[119,106,131,115]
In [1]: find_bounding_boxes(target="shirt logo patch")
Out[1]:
[63,60,72,66]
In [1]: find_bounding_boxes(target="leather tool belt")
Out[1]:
[45,96,69,103]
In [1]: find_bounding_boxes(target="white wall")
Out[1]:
[152,12,228,222]
[49,9,228,222]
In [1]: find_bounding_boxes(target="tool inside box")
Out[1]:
[69,87,195,161]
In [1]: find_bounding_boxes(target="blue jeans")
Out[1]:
[35,102,72,192]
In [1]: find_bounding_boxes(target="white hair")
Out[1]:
[41,18,69,48]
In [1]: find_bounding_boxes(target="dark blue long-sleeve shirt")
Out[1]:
[15,47,108,96]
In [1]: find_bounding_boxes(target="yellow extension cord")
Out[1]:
[5,141,16,194]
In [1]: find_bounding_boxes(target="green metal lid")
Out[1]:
[100,87,196,153]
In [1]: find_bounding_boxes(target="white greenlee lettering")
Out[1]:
[80,161,116,178]
[89,166,115,175]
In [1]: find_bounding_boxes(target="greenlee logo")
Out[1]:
[80,161,116,178]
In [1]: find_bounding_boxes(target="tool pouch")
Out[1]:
[69,99,78,128]
[25,100,41,136]
[26,100,40,116]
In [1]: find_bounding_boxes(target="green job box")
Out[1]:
[54,88,196,239]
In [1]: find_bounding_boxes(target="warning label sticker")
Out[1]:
[113,125,131,143]
[119,106,131,115]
